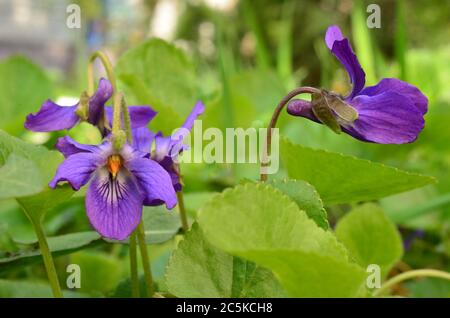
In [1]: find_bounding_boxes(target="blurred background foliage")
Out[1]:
[0,0,449,297]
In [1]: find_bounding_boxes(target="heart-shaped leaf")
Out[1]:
[165,223,286,298]
[280,137,435,204]
[0,56,53,134]
[335,203,403,278]
[198,183,366,297]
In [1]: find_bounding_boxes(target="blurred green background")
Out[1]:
[0,0,449,297]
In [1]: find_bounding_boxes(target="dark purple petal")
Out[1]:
[132,127,154,153]
[105,105,157,129]
[55,136,102,158]
[325,25,345,49]
[87,78,113,125]
[153,101,205,161]
[286,99,319,122]
[359,78,428,115]
[49,153,101,190]
[129,106,157,127]
[86,168,143,240]
[167,101,206,148]
[159,156,182,192]
[345,91,425,144]
[126,157,177,209]
[181,101,206,132]
[24,101,79,132]
[172,101,205,144]
[325,25,366,99]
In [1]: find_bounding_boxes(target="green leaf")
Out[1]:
[115,39,198,134]
[165,223,286,298]
[141,206,181,244]
[183,191,218,218]
[335,203,403,278]
[198,183,366,297]
[0,56,53,134]
[406,277,450,298]
[0,154,43,199]
[70,251,124,294]
[244,249,366,298]
[0,130,63,198]
[117,73,183,134]
[280,138,435,204]
[0,231,101,274]
[268,179,329,229]
[16,184,75,222]
[0,279,85,298]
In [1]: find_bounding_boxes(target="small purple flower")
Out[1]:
[24,78,156,135]
[287,25,428,144]
[137,101,205,192]
[49,136,177,240]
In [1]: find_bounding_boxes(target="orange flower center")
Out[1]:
[107,155,123,178]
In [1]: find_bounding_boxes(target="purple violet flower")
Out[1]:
[148,101,205,192]
[287,25,428,144]
[24,78,156,135]
[49,136,177,240]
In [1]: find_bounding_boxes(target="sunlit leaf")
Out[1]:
[335,203,403,278]
[198,183,366,297]
[0,130,62,198]
[268,179,329,229]
[165,223,286,298]
[115,39,198,134]
[280,138,435,204]
[0,56,53,134]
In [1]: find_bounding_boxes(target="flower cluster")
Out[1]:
[287,25,427,144]
[25,78,204,240]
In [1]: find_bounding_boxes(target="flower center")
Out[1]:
[107,154,123,178]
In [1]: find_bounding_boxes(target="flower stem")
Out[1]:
[136,221,154,297]
[373,269,450,297]
[87,51,125,149]
[260,86,320,181]
[111,92,126,151]
[31,220,63,298]
[87,51,117,95]
[177,191,189,233]
[129,232,140,298]
[120,94,133,143]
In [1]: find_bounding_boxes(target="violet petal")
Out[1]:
[126,157,177,209]
[49,152,101,190]
[24,101,79,132]
[345,91,425,144]
[85,168,143,240]
[359,78,428,115]
[325,25,366,99]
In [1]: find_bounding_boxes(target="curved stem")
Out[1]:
[87,51,124,149]
[373,269,450,297]
[136,222,154,297]
[111,92,124,137]
[87,51,117,95]
[260,86,320,181]
[32,220,63,298]
[177,191,189,233]
[129,233,140,298]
